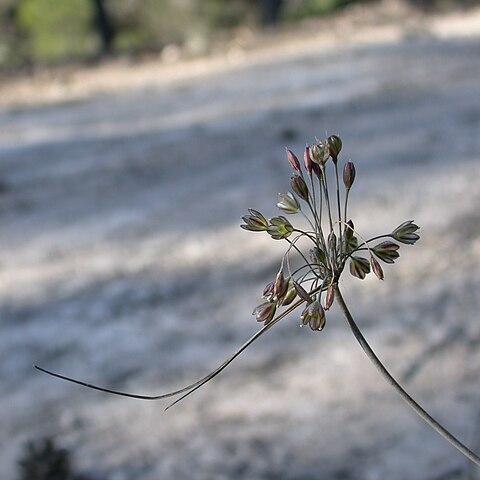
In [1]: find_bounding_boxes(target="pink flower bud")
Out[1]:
[285,148,301,173]
[343,161,356,189]
[303,146,313,174]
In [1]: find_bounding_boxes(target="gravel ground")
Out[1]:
[1,3,480,479]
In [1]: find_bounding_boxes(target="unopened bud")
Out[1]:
[281,278,297,306]
[274,270,288,300]
[308,299,326,331]
[343,161,356,189]
[370,255,384,280]
[253,302,277,324]
[324,285,335,310]
[310,142,329,165]
[285,148,301,173]
[304,146,313,174]
[262,281,275,299]
[291,175,309,202]
[327,135,342,163]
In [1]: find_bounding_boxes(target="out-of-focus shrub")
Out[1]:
[17,0,96,62]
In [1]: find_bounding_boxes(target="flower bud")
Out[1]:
[343,161,356,189]
[290,175,309,202]
[324,285,335,310]
[327,135,342,163]
[304,146,313,174]
[392,220,420,245]
[372,241,400,264]
[252,301,277,324]
[267,216,293,240]
[311,161,321,178]
[240,209,268,231]
[274,270,288,301]
[349,256,371,280]
[310,141,329,165]
[276,192,300,214]
[370,255,384,280]
[308,299,326,331]
[262,281,275,299]
[281,278,297,306]
[285,148,301,173]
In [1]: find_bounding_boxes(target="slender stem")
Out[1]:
[344,188,350,233]
[285,238,319,279]
[320,166,334,232]
[334,161,342,243]
[334,285,480,466]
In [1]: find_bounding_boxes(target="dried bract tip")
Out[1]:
[343,161,356,189]
[276,192,300,214]
[267,216,293,240]
[350,256,371,280]
[240,209,268,231]
[327,135,342,163]
[285,148,301,173]
[392,220,420,245]
[291,175,309,202]
[370,255,384,280]
[253,302,277,324]
[372,241,400,264]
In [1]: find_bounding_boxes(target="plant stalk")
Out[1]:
[333,284,480,466]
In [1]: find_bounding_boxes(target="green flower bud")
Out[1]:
[310,141,329,165]
[370,255,384,280]
[392,220,420,245]
[267,216,293,240]
[276,192,300,214]
[327,135,342,163]
[285,148,301,173]
[343,161,356,189]
[281,278,297,306]
[372,241,400,264]
[252,301,277,324]
[349,256,371,280]
[290,175,309,202]
[240,209,268,231]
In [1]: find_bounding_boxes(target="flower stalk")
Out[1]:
[35,134,480,466]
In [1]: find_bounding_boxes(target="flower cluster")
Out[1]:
[241,135,420,331]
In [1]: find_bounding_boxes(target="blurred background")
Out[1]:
[1,0,480,479]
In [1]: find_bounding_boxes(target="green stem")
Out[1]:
[334,285,480,466]
[334,161,342,243]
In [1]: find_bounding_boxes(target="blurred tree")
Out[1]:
[261,0,284,26]
[91,0,115,56]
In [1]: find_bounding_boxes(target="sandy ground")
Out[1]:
[1,2,480,479]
